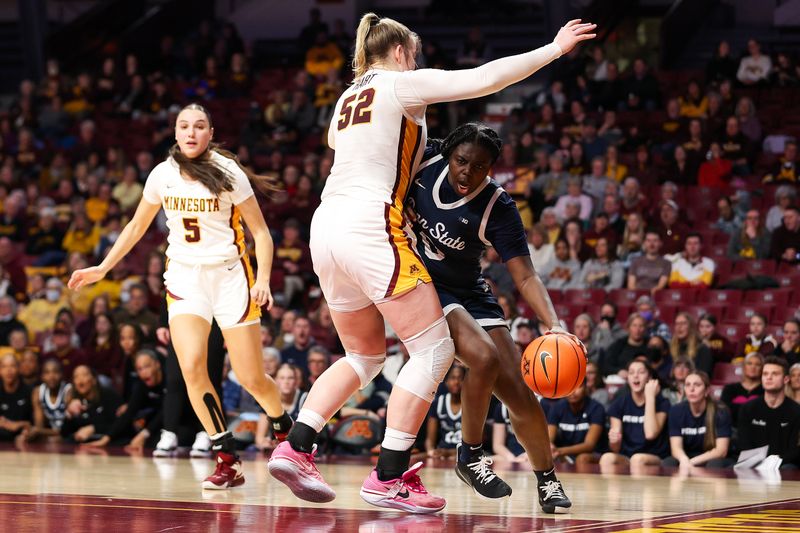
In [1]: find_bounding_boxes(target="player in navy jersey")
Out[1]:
[547,381,606,465]
[664,371,733,468]
[492,402,525,461]
[600,359,671,470]
[406,123,579,512]
[425,365,463,458]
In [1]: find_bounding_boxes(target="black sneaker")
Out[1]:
[537,478,572,514]
[455,444,512,499]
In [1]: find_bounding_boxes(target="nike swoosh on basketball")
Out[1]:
[540,351,553,383]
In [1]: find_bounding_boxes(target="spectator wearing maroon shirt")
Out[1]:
[769,205,800,263]
[698,314,734,363]
[0,237,27,295]
[42,325,88,382]
[698,142,732,188]
[656,200,691,255]
[619,176,648,220]
[583,212,617,250]
[84,312,122,388]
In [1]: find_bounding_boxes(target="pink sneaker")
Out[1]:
[268,441,336,503]
[359,462,446,514]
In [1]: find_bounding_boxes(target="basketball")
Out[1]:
[521,334,587,399]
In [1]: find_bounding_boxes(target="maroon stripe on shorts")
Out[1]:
[384,203,401,298]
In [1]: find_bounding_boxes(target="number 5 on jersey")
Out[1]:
[337,88,375,130]
[183,217,200,243]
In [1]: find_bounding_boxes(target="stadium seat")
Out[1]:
[777,262,800,275]
[709,384,724,401]
[655,305,678,325]
[654,288,698,306]
[719,323,748,344]
[698,290,742,306]
[711,362,741,385]
[724,304,774,324]
[731,259,776,277]
[547,290,563,304]
[772,306,797,324]
[743,289,793,307]
[713,258,733,278]
[684,304,726,321]
[563,289,607,305]
[608,289,649,307]
[554,303,586,323]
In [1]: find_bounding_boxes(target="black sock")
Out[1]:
[459,441,483,463]
[534,467,557,483]
[377,447,412,481]
[287,421,317,454]
[210,431,236,455]
[269,411,293,434]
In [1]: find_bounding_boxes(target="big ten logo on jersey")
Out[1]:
[345,419,374,440]
[444,429,462,445]
[338,88,376,130]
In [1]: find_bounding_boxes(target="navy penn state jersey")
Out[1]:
[429,392,462,449]
[407,146,530,292]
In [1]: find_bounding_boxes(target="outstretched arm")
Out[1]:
[68,199,161,290]
[398,20,595,106]
[506,255,559,330]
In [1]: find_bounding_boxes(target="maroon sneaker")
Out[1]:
[202,452,245,490]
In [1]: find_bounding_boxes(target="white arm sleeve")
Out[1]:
[395,42,562,107]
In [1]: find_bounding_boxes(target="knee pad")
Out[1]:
[341,351,386,389]
[395,317,456,401]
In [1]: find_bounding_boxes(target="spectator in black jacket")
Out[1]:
[602,313,649,378]
[738,357,800,468]
[84,350,165,449]
[0,354,32,440]
[770,205,800,263]
[61,365,122,443]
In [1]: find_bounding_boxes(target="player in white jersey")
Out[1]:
[68,104,294,490]
[268,13,595,513]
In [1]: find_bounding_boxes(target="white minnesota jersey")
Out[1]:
[323,69,427,208]
[142,151,253,265]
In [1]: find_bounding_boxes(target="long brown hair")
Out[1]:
[170,103,279,196]
[352,13,420,78]
[670,312,701,362]
[686,370,720,451]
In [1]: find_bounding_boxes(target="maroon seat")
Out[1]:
[608,289,649,307]
[731,259,777,277]
[547,290,564,304]
[654,288,699,306]
[777,262,800,275]
[774,274,800,290]
[742,289,793,307]
[724,305,774,324]
[655,305,678,325]
[554,303,586,323]
[713,258,733,278]
[711,362,741,385]
[685,304,726,321]
[708,244,729,259]
[697,290,743,306]
[772,306,797,325]
[719,323,748,343]
[563,289,607,305]
[709,384,724,401]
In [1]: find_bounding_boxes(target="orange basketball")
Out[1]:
[521,334,587,399]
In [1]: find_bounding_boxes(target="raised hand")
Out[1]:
[554,19,597,55]
[68,266,106,291]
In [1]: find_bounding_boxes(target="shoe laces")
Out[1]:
[400,463,428,494]
[466,455,497,485]
[301,445,324,480]
[540,480,566,501]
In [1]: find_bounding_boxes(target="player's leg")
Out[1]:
[444,307,511,498]
[170,314,242,489]
[487,326,572,513]
[270,302,384,503]
[359,281,453,514]
[222,322,293,438]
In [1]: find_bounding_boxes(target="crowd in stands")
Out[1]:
[0,12,798,469]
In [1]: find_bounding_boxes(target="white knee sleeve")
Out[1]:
[395,317,455,401]
[341,351,386,389]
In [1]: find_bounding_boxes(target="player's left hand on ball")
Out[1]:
[251,280,273,309]
[545,326,587,356]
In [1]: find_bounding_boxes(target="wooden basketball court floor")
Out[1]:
[1,444,799,532]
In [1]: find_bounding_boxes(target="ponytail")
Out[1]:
[171,103,280,196]
[352,12,420,78]
[687,370,719,451]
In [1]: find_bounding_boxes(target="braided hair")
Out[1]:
[439,123,503,164]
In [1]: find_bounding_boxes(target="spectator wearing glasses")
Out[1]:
[728,209,771,260]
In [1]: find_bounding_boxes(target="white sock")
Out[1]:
[297,408,327,433]
[382,427,416,451]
